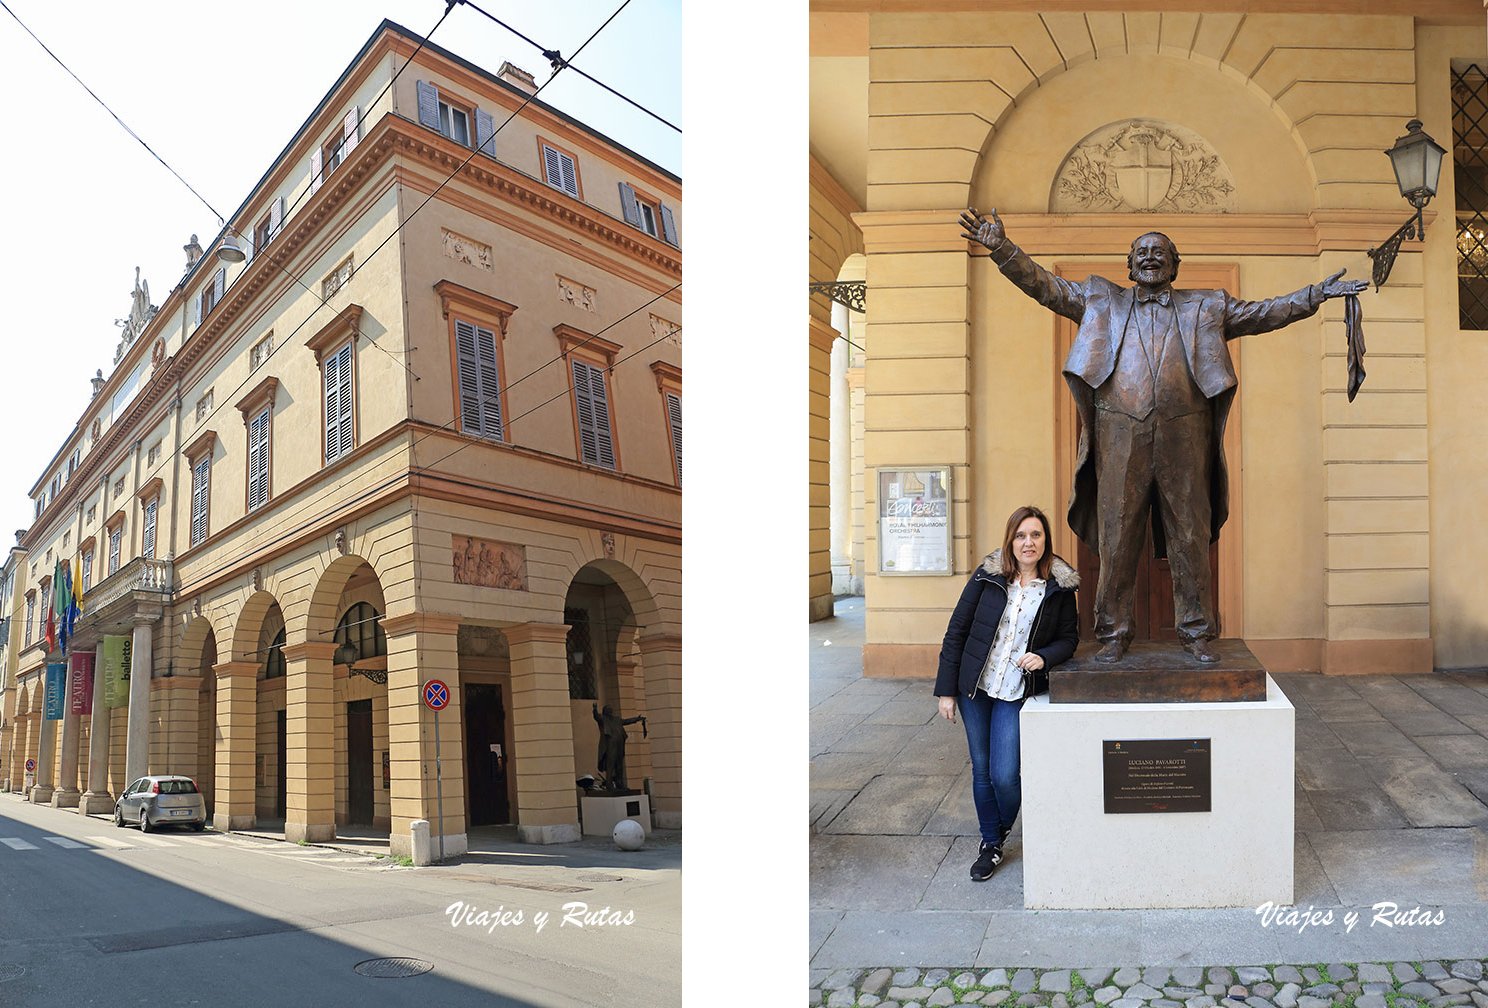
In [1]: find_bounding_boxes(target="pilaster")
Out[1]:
[505,622,581,844]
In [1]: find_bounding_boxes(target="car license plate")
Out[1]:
[170,809,190,816]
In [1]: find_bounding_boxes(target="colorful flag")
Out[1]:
[44,564,57,653]
[55,560,72,653]
[68,556,83,640]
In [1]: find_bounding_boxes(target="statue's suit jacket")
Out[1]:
[991,241,1323,558]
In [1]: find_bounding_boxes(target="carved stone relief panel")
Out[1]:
[452,535,528,590]
[1052,119,1236,213]
[556,275,596,312]
[650,313,680,347]
[442,229,493,272]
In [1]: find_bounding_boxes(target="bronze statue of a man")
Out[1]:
[593,703,647,792]
[961,208,1367,663]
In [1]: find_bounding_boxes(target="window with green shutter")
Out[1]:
[454,318,504,441]
[571,358,616,469]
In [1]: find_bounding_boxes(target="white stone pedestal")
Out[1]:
[581,793,651,838]
[1021,674,1294,909]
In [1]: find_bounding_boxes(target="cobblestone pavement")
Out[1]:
[811,960,1488,1008]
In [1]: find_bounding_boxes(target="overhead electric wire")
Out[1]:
[457,0,680,133]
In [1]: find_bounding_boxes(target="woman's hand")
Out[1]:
[1016,652,1045,672]
[938,696,958,724]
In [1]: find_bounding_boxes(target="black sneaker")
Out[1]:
[970,841,1002,881]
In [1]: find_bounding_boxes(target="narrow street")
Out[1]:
[0,795,679,1006]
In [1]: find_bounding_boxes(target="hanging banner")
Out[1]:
[69,651,96,716]
[44,664,66,720]
[102,635,133,709]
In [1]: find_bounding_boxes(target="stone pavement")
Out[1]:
[810,597,1488,990]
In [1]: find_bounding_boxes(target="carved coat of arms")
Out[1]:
[1053,120,1236,214]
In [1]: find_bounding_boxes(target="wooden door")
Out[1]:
[346,700,373,826]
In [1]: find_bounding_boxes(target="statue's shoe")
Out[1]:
[1093,641,1126,663]
[1184,638,1221,663]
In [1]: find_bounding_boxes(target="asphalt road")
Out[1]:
[0,794,680,1007]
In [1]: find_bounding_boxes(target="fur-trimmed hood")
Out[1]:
[980,548,1080,590]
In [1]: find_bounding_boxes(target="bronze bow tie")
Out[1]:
[1137,289,1172,306]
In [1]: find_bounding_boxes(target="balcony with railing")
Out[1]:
[70,557,173,648]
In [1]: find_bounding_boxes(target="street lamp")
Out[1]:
[1367,119,1447,290]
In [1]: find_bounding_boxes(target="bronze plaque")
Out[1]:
[1103,738,1211,813]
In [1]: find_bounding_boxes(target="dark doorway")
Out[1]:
[347,699,373,826]
[275,710,287,820]
[464,683,510,825]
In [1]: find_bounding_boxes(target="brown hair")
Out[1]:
[999,505,1053,581]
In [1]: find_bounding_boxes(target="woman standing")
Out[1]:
[935,505,1079,881]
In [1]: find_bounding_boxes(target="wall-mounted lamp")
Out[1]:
[1367,119,1447,290]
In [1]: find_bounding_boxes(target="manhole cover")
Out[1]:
[353,957,433,979]
[576,873,624,883]
[0,965,23,983]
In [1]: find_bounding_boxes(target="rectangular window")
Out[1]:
[24,593,34,646]
[454,318,504,441]
[416,80,493,153]
[323,341,355,464]
[108,526,122,575]
[40,583,49,632]
[571,358,617,469]
[248,406,271,510]
[618,182,679,247]
[253,198,283,252]
[540,140,581,198]
[1454,63,1488,328]
[439,99,470,146]
[82,551,93,593]
[190,455,211,547]
[141,497,158,559]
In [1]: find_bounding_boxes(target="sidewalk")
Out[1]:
[810,597,1488,997]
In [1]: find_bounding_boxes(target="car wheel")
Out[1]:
[114,806,125,828]
[191,821,206,832]
[139,808,152,833]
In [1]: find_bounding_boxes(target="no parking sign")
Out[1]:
[423,679,449,711]
[421,679,450,861]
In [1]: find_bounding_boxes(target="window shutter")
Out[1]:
[618,182,642,227]
[190,456,210,546]
[666,391,682,484]
[309,147,323,196]
[572,359,615,469]
[142,499,157,559]
[248,407,270,510]
[560,153,577,197]
[543,145,565,189]
[476,323,502,439]
[474,107,495,156]
[660,204,679,247]
[269,197,283,239]
[213,267,226,306]
[455,320,482,436]
[325,342,354,463]
[572,359,598,464]
[191,291,202,330]
[342,107,360,157]
[416,80,440,130]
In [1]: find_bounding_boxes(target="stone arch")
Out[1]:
[869,12,1414,212]
[301,554,387,642]
[231,590,284,664]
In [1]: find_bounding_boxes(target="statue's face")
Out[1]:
[1129,234,1178,287]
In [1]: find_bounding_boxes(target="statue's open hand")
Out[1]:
[1320,268,1368,299]
[960,207,1005,251]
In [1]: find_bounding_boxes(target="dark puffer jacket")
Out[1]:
[934,549,1080,699]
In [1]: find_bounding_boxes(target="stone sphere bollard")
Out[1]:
[612,818,645,851]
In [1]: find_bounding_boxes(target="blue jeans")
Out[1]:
[958,689,1025,845]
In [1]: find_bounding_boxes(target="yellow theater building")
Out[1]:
[0,20,681,858]
[811,1,1488,676]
